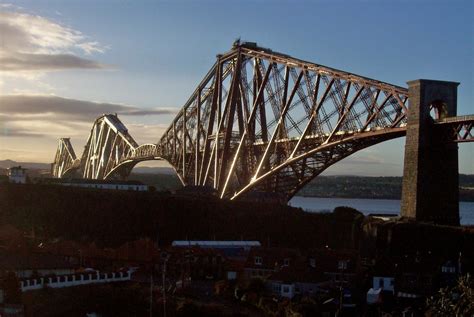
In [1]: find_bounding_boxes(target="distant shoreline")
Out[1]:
[294,195,474,203]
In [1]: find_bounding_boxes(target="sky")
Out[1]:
[0,0,472,176]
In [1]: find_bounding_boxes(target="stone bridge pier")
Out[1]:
[401,79,460,226]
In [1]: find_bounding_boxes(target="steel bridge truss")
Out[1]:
[435,115,474,143]
[51,114,159,179]
[159,43,410,200]
[52,138,80,178]
[52,43,473,201]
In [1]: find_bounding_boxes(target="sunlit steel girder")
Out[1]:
[51,138,80,178]
[159,42,410,200]
[52,43,473,201]
[435,115,474,143]
[52,114,160,179]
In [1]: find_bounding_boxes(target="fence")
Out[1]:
[20,271,131,292]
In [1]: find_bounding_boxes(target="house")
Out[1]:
[161,246,226,282]
[171,241,260,282]
[372,256,396,293]
[264,249,360,300]
[243,248,300,280]
[41,178,149,191]
[266,258,329,299]
[171,240,260,259]
[0,225,27,251]
[305,248,359,286]
[395,254,439,299]
[0,252,75,279]
[175,185,217,197]
[440,259,460,287]
[367,256,396,306]
[7,166,27,184]
[225,258,246,281]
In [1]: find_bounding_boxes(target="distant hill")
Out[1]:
[132,166,176,175]
[298,175,474,201]
[128,172,182,191]
[1,159,472,200]
[0,159,51,170]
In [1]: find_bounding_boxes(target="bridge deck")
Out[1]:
[436,114,474,124]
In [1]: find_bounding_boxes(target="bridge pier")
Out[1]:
[401,79,460,226]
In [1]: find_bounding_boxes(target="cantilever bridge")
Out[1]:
[52,42,473,223]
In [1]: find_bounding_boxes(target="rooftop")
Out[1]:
[172,240,261,248]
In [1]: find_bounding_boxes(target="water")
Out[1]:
[289,196,474,226]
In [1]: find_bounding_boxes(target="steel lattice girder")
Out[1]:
[51,138,79,178]
[52,114,160,179]
[434,115,474,143]
[51,43,474,201]
[159,43,410,200]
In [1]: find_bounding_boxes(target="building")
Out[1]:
[305,249,359,286]
[246,248,359,300]
[171,240,260,259]
[7,166,27,184]
[41,178,149,191]
[161,246,226,282]
[244,248,301,280]
[175,185,218,197]
[367,256,396,306]
[0,252,75,279]
[172,241,261,281]
[266,258,329,299]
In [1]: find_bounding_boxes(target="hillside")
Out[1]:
[297,175,474,201]
[2,159,473,200]
[0,183,364,250]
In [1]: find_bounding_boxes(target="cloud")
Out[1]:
[0,53,104,71]
[0,10,107,72]
[342,155,385,165]
[0,94,176,162]
[0,94,176,141]
[0,95,177,121]
[0,130,46,138]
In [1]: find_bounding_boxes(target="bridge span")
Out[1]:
[51,42,473,225]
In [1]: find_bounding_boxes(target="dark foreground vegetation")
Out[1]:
[2,183,474,316]
[1,183,473,258]
[0,183,363,250]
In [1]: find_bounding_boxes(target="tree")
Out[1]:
[2,271,22,304]
[426,275,474,316]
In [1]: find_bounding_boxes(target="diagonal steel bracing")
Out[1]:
[52,42,473,202]
[158,42,410,200]
[51,114,160,180]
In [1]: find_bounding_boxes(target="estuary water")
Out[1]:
[289,196,474,226]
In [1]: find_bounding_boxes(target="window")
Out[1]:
[309,258,316,268]
[272,283,280,293]
[283,286,290,293]
[390,279,394,286]
[379,278,384,288]
[255,256,262,265]
[338,260,348,270]
[283,258,290,266]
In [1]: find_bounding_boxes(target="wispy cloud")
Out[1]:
[0,9,107,74]
[0,53,105,71]
[0,95,177,121]
[0,94,176,162]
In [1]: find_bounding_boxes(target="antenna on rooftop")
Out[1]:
[232,37,241,48]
